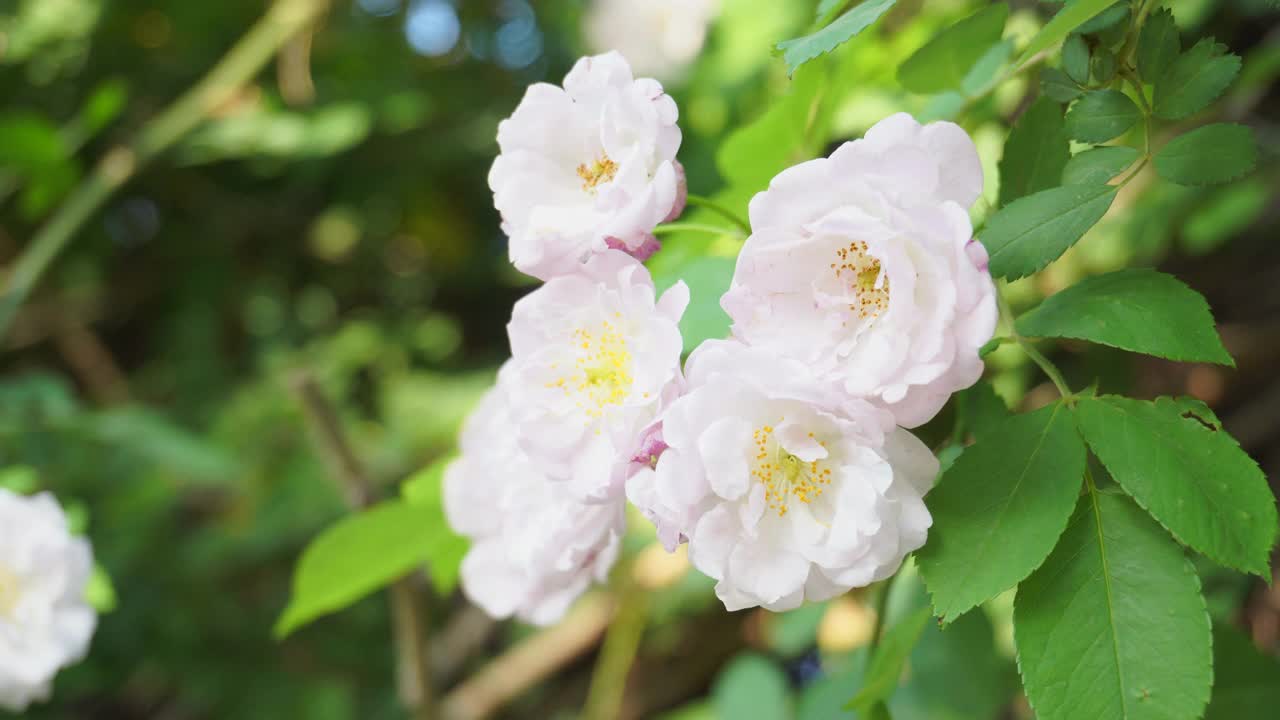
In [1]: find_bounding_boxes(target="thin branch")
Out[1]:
[441,593,616,720]
[0,0,332,341]
[582,575,650,720]
[288,370,436,719]
[684,194,751,234]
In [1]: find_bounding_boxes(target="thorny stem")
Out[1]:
[684,194,751,234]
[0,0,332,342]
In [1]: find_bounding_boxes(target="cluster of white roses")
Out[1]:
[446,53,996,623]
[0,488,98,712]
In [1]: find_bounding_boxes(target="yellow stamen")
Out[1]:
[577,156,618,192]
[832,240,890,319]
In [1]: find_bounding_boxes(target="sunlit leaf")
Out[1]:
[918,403,1085,622]
[276,501,443,638]
[775,0,898,74]
[980,184,1117,280]
[1075,395,1278,578]
[897,4,1008,94]
[1016,268,1233,364]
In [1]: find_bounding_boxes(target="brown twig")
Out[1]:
[440,593,616,720]
[288,370,436,719]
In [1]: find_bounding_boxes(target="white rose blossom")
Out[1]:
[0,489,97,712]
[445,375,626,626]
[721,113,997,428]
[489,51,686,280]
[505,250,687,503]
[584,0,720,82]
[626,340,938,612]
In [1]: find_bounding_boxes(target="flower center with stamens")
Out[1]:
[0,564,20,618]
[577,155,618,192]
[830,240,890,319]
[751,425,833,517]
[546,318,634,420]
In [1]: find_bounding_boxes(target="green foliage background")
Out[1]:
[2,0,1278,718]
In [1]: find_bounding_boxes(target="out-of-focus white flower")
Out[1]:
[584,0,719,82]
[626,340,937,612]
[489,52,685,280]
[506,250,687,502]
[445,376,625,626]
[721,113,997,428]
[0,489,96,712]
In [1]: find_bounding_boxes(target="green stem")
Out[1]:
[582,573,650,720]
[652,221,745,238]
[865,577,893,662]
[997,288,1074,400]
[1121,0,1158,66]
[0,0,331,342]
[684,193,751,234]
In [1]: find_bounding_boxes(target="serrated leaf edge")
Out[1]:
[1011,491,1215,720]
[921,403,1085,623]
[1075,395,1277,580]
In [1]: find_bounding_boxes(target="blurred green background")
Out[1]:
[1,0,1277,718]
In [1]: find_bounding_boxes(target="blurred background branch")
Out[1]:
[289,370,436,719]
[0,0,331,340]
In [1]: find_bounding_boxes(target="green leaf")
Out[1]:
[1154,123,1257,186]
[957,380,1011,442]
[767,602,829,657]
[655,255,735,354]
[0,465,38,494]
[1090,48,1116,83]
[1041,68,1082,103]
[1014,490,1212,720]
[402,455,469,594]
[1016,0,1121,69]
[897,4,1008,94]
[846,606,931,712]
[917,403,1085,622]
[1064,90,1140,143]
[1061,146,1139,185]
[980,183,1117,280]
[1074,1,1128,34]
[1016,268,1234,364]
[1205,625,1280,720]
[86,563,117,614]
[1074,395,1279,578]
[1136,8,1179,83]
[815,0,845,20]
[775,0,898,74]
[960,40,1014,97]
[718,63,829,189]
[80,78,128,134]
[276,501,442,637]
[712,654,792,720]
[1154,38,1241,120]
[1062,34,1091,84]
[890,607,1018,720]
[998,98,1070,206]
